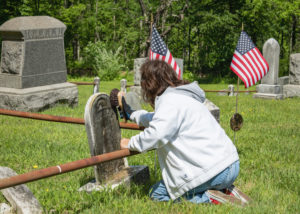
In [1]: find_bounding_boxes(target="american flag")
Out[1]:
[149,26,181,79]
[230,31,269,88]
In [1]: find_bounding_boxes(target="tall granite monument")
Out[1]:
[0,16,78,111]
[253,38,284,99]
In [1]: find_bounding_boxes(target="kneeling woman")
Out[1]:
[121,60,241,205]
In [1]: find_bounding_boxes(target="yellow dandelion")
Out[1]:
[33,165,38,169]
[46,188,49,192]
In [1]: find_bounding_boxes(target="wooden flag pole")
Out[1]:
[233,23,244,144]
[233,78,240,144]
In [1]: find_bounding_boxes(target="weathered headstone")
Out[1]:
[120,79,127,92]
[80,93,149,192]
[283,53,300,97]
[253,38,284,99]
[93,77,100,94]
[289,53,300,84]
[125,92,142,111]
[0,167,43,214]
[120,79,142,110]
[228,85,235,96]
[0,16,78,111]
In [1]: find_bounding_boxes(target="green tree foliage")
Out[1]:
[83,41,125,80]
[0,0,299,80]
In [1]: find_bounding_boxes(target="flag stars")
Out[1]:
[236,31,255,55]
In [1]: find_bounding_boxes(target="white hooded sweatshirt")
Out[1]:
[128,81,239,200]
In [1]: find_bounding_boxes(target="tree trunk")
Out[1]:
[291,14,297,52]
[188,23,191,70]
[95,0,100,41]
[73,34,80,61]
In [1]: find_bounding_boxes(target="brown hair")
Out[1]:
[140,60,189,106]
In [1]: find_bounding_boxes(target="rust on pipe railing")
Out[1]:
[68,81,95,85]
[0,108,144,130]
[0,108,85,124]
[203,90,257,93]
[0,149,140,190]
[119,122,144,130]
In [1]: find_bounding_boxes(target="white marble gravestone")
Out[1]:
[253,38,284,99]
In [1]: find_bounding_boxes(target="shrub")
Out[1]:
[83,42,126,80]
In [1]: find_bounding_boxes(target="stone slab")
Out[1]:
[204,99,220,123]
[0,167,43,214]
[278,76,290,85]
[256,84,283,94]
[0,82,78,111]
[289,53,300,85]
[0,203,13,214]
[283,84,300,98]
[78,165,150,193]
[253,93,284,100]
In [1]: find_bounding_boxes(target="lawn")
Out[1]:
[0,78,299,213]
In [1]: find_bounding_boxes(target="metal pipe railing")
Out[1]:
[68,82,95,85]
[0,149,139,190]
[203,90,256,93]
[0,108,144,130]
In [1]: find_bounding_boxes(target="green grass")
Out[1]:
[0,80,299,213]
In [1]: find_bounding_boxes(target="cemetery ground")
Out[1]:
[0,79,299,214]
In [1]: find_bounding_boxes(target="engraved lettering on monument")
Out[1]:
[0,41,23,74]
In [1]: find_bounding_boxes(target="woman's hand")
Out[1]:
[120,138,130,149]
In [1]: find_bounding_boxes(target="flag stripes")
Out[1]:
[149,27,181,79]
[230,31,269,88]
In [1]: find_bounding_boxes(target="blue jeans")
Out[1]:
[149,160,240,204]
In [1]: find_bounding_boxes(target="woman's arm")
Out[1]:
[128,99,180,152]
[130,110,154,128]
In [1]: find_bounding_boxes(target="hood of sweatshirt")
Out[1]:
[164,81,206,103]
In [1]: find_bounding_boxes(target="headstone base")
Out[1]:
[0,167,43,214]
[283,84,300,98]
[253,93,284,100]
[0,82,78,112]
[256,84,283,94]
[278,76,290,85]
[78,165,149,193]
